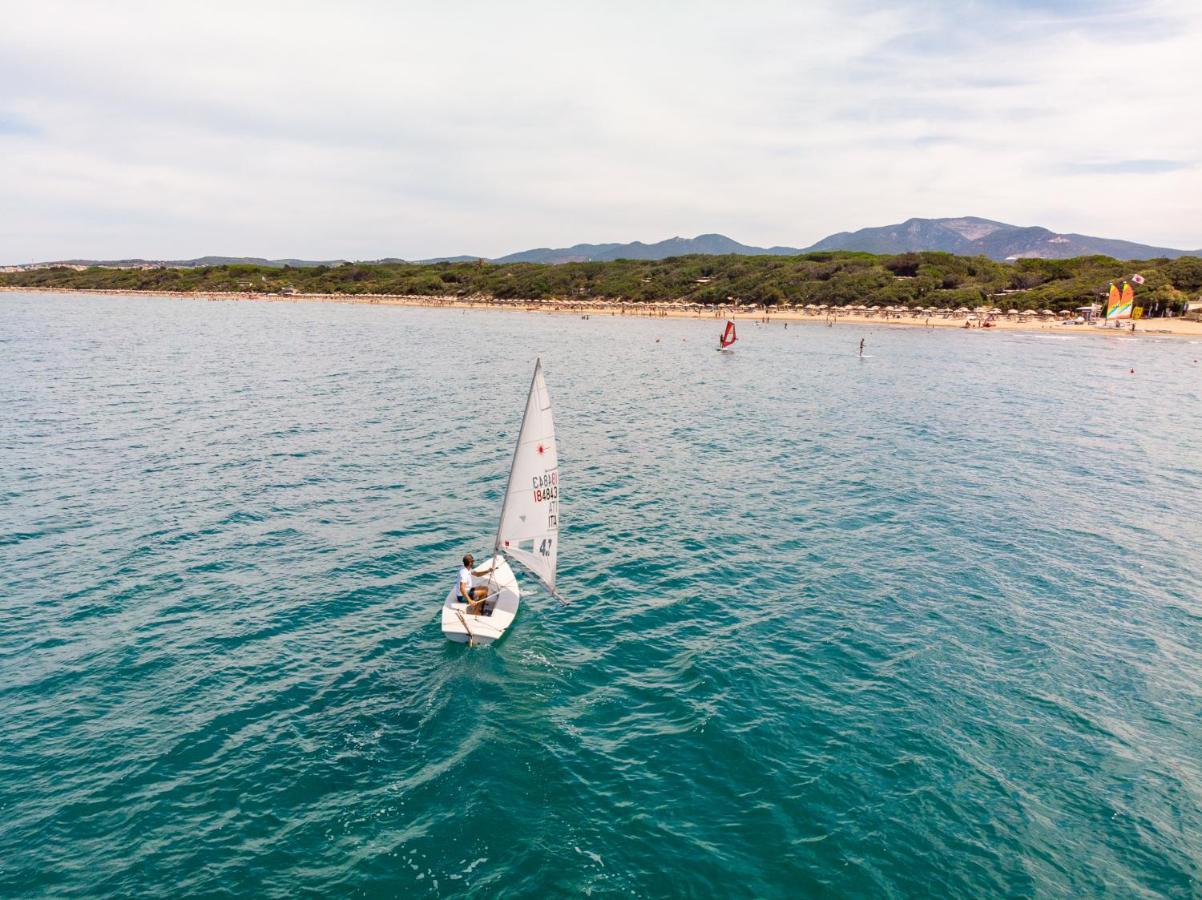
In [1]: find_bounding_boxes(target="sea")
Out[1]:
[2,291,1201,897]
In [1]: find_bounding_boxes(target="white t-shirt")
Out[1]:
[457,566,475,597]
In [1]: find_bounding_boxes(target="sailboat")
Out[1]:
[441,359,561,646]
[1105,281,1134,322]
[717,320,737,351]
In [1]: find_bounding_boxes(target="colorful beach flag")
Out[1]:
[1132,273,1145,285]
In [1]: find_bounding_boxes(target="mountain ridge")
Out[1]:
[8,218,1199,269]
[803,217,1198,260]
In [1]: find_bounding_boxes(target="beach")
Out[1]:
[4,285,1202,338]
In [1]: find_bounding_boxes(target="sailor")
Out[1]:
[457,554,495,614]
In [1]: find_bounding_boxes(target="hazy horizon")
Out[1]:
[4,0,1200,262]
[6,217,1202,267]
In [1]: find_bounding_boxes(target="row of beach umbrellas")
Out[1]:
[415,295,1068,316]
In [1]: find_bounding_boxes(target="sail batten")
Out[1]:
[493,359,560,593]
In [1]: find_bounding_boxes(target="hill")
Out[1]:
[11,256,347,269]
[423,219,1198,264]
[8,220,1198,270]
[486,233,801,264]
[5,251,1201,315]
[805,217,1198,260]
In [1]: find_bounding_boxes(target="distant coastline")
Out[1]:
[5,285,1201,337]
[3,251,1200,319]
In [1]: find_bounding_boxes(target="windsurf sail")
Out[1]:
[720,320,737,348]
[1108,282,1134,319]
[493,359,560,593]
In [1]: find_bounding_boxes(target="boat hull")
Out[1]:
[441,555,521,646]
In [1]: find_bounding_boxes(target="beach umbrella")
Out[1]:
[1041,309,1056,316]
[955,306,970,313]
[1007,308,1019,315]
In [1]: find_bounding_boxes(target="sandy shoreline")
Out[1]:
[5,285,1202,338]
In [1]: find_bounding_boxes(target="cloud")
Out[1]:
[1057,159,1194,175]
[0,113,40,136]
[1,0,1200,262]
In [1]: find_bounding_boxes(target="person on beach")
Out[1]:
[859,338,864,357]
[457,553,496,614]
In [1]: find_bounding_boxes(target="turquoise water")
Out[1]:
[3,291,1202,897]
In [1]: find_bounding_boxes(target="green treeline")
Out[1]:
[5,251,1201,312]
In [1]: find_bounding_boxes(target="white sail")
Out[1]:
[494,359,560,593]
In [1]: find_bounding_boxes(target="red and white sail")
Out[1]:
[494,359,560,592]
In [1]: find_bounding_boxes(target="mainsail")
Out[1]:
[720,320,737,348]
[494,359,560,593]
[1118,282,1135,319]
[1105,283,1120,318]
[1106,282,1134,320]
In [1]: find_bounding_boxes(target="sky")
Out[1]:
[2,0,1200,262]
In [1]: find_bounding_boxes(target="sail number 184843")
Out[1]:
[533,471,559,532]
[532,471,558,503]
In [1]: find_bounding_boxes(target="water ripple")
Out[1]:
[2,293,1201,896]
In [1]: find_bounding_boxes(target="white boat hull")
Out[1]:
[441,555,521,646]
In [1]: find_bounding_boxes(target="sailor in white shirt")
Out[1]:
[457,553,496,614]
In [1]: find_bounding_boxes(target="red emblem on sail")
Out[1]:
[537,444,545,455]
